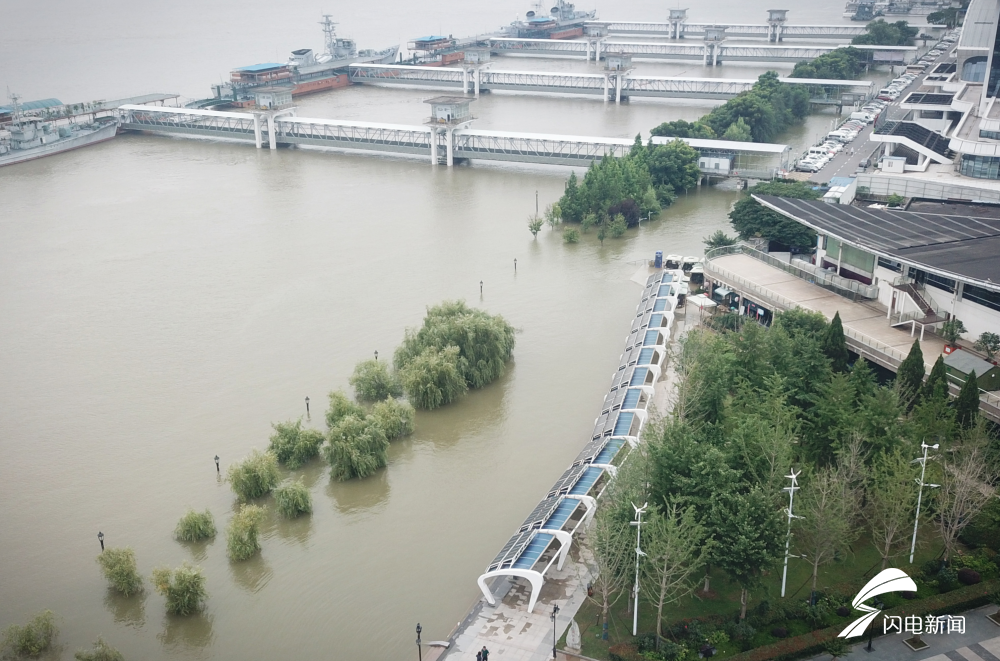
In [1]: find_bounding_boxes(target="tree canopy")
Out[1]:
[728,181,820,248]
[852,19,918,46]
[790,47,867,80]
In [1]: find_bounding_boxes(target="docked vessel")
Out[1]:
[208,16,399,106]
[0,95,117,167]
[505,0,597,39]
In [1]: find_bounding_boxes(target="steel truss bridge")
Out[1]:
[349,64,872,105]
[117,105,788,176]
[487,37,842,65]
[593,21,868,41]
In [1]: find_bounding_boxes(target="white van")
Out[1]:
[850,112,873,122]
[827,130,853,142]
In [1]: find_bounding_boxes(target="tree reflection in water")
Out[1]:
[229,554,273,594]
[326,465,390,516]
[157,611,214,658]
[104,589,146,629]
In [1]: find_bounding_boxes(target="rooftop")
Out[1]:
[753,195,1000,289]
[423,96,472,105]
[233,63,288,72]
[959,0,999,51]
[0,98,63,114]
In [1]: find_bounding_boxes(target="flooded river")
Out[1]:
[0,0,875,658]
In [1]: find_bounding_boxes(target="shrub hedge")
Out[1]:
[725,579,1000,661]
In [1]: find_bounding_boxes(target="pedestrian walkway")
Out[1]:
[811,606,1000,661]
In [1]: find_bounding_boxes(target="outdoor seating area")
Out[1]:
[475,269,682,613]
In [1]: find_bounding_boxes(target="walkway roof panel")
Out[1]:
[594,438,626,465]
[753,195,1000,290]
[512,533,554,569]
[569,466,604,495]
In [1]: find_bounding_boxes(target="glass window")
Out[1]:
[963,284,1000,313]
[878,256,902,272]
[925,272,956,293]
[980,129,1000,140]
[963,56,987,83]
[960,154,1000,179]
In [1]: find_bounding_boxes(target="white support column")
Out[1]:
[267,114,276,150]
[253,114,262,149]
[586,40,592,61]
[595,39,602,61]
[475,68,481,97]
[430,129,437,165]
[446,128,454,167]
[462,68,469,94]
[703,45,709,66]
[603,75,609,103]
[616,73,622,104]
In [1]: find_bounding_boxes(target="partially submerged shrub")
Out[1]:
[398,346,468,410]
[268,419,324,469]
[2,610,57,657]
[273,478,312,518]
[75,637,124,661]
[151,563,207,615]
[326,390,365,429]
[226,449,279,501]
[349,359,402,401]
[323,415,389,480]
[370,398,415,440]
[97,547,143,596]
[226,503,266,561]
[174,509,216,542]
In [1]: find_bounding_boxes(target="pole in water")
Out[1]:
[480,280,483,295]
[214,455,220,473]
[374,350,379,361]
[514,258,517,272]
[305,396,310,416]
[535,190,538,216]
[98,531,104,551]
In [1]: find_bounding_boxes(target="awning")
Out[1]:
[687,294,718,309]
[715,287,733,297]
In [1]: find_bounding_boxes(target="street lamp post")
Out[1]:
[551,604,560,659]
[305,396,310,416]
[98,531,104,551]
[909,442,940,564]
[416,623,422,661]
[214,455,220,473]
[374,350,378,361]
[630,502,648,636]
[780,468,802,598]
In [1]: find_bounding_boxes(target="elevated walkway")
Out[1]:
[873,120,956,164]
[593,20,867,41]
[476,270,682,613]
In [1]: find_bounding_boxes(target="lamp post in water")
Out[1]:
[630,502,648,636]
[909,442,939,564]
[416,623,422,661]
[98,531,104,551]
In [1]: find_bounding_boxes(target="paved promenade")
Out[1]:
[811,606,1000,661]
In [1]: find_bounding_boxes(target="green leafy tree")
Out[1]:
[369,397,415,440]
[804,373,856,465]
[704,230,738,250]
[324,414,390,480]
[955,370,981,429]
[822,638,852,661]
[151,563,207,615]
[349,359,402,401]
[2,611,57,658]
[711,487,784,619]
[794,466,861,596]
[544,202,562,228]
[791,47,866,80]
[586,505,633,640]
[563,227,580,243]
[597,222,607,246]
[650,119,716,139]
[175,509,216,542]
[728,181,820,248]
[268,419,325,469]
[641,504,712,646]
[528,215,543,237]
[398,346,468,409]
[974,331,1000,360]
[326,390,365,429]
[226,449,280,502]
[941,318,967,348]
[226,503,266,561]
[895,340,926,411]
[75,638,124,661]
[852,19,918,46]
[927,8,960,28]
[886,193,905,208]
[822,311,850,373]
[722,117,753,142]
[273,478,312,518]
[608,213,628,238]
[560,173,584,222]
[923,355,949,401]
[935,438,996,562]
[647,139,701,193]
[864,448,919,570]
[640,185,662,216]
[581,213,598,233]
[97,547,143,596]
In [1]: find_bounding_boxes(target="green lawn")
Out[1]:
[564,530,948,660]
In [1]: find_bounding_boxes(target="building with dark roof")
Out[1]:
[753,194,1000,339]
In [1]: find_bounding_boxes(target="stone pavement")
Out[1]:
[810,606,1000,661]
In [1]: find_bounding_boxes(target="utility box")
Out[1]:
[424,96,474,125]
[604,53,633,71]
[669,8,688,20]
[881,156,907,173]
[704,26,727,42]
[254,86,293,110]
[464,48,491,64]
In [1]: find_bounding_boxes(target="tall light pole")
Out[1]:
[630,502,648,636]
[909,442,940,564]
[550,604,560,659]
[780,468,802,598]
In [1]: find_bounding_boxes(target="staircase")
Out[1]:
[892,280,947,326]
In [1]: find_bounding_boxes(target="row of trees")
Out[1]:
[2,611,126,661]
[586,309,998,651]
[852,19,919,46]
[789,47,867,81]
[728,180,821,249]
[651,72,811,144]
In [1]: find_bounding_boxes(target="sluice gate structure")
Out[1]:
[349,63,873,105]
[117,105,790,176]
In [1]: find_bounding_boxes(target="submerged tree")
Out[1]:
[175,509,217,542]
[273,478,312,519]
[226,449,280,502]
[268,419,325,469]
[226,503,267,561]
[369,397,415,440]
[75,637,124,661]
[326,390,365,429]
[398,346,468,410]
[97,547,143,596]
[151,563,207,615]
[324,415,390,480]
[2,610,57,658]
[349,359,402,402]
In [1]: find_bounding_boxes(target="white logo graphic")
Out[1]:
[838,568,918,638]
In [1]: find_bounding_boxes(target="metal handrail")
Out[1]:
[703,256,1000,413]
[705,244,878,300]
